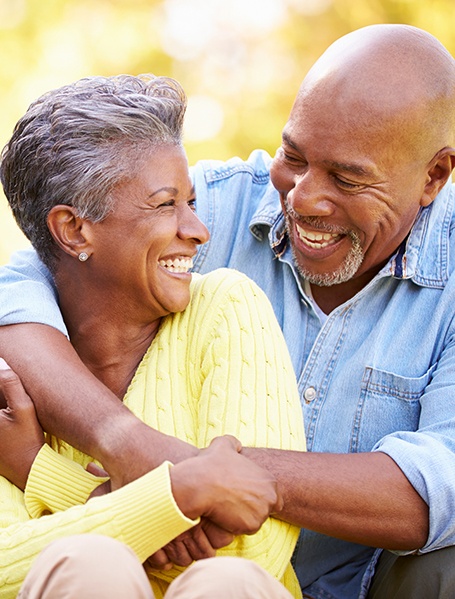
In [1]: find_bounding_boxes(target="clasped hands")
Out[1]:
[0,360,282,570]
[148,434,282,570]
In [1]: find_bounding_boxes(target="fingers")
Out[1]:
[86,462,109,477]
[0,357,36,418]
[201,518,234,549]
[207,434,242,453]
[0,358,44,490]
[172,434,278,537]
[163,540,199,567]
[146,549,173,571]
[148,524,219,570]
[162,527,214,567]
[88,480,112,499]
[200,443,280,535]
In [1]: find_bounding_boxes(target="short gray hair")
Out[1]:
[0,74,187,270]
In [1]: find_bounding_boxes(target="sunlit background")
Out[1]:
[1,0,454,262]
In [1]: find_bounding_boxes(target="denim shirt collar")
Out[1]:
[249,178,454,289]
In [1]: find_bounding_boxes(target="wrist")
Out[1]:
[96,415,199,487]
[169,457,206,520]
[13,442,44,491]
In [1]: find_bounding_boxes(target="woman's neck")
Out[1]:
[70,317,160,399]
[55,269,161,399]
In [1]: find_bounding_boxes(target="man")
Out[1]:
[1,23,455,598]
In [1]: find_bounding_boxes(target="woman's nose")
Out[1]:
[178,205,210,244]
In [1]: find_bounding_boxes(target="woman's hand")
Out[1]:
[147,435,281,569]
[0,358,45,490]
[170,435,282,532]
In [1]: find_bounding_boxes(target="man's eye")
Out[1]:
[334,177,363,190]
[188,199,197,211]
[283,152,302,163]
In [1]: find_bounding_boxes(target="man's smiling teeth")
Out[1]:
[159,257,193,273]
[296,224,341,249]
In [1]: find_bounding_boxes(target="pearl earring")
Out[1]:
[78,252,89,262]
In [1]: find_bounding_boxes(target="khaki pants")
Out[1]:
[18,534,293,599]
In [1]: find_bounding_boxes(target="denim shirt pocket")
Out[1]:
[351,363,437,453]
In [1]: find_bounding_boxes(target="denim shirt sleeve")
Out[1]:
[373,324,455,554]
[0,247,68,336]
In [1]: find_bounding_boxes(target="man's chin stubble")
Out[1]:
[292,234,364,287]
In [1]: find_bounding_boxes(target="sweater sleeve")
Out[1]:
[175,269,304,593]
[24,443,108,517]
[0,462,198,599]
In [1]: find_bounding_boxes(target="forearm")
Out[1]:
[0,324,197,485]
[243,447,429,550]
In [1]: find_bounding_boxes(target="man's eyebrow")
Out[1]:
[281,131,300,151]
[323,161,372,177]
[282,131,374,178]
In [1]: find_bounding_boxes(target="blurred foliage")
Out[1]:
[1,0,455,262]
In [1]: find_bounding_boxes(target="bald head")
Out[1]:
[296,24,455,158]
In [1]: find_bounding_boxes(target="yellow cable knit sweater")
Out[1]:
[0,268,305,598]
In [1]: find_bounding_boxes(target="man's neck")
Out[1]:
[309,271,379,314]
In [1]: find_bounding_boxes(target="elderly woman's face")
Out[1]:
[87,144,209,322]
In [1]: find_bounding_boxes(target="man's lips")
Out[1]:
[295,224,343,249]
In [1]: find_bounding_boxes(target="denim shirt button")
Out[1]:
[304,386,317,403]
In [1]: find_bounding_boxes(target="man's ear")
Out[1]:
[47,205,93,259]
[420,147,455,207]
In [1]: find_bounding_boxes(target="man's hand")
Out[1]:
[0,358,45,490]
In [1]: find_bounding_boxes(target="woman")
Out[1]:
[0,74,304,597]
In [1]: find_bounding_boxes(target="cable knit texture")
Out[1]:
[0,269,305,598]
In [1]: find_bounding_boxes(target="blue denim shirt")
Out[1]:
[2,150,455,599]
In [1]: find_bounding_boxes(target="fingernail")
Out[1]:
[0,358,11,370]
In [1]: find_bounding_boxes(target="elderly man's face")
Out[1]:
[270,89,431,291]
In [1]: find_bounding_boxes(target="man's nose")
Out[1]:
[287,173,335,218]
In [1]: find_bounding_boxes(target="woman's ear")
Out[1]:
[420,147,455,207]
[47,205,93,260]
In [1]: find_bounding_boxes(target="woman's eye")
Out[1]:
[188,199,197,211]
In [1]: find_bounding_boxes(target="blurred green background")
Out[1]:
[1,0,455,263]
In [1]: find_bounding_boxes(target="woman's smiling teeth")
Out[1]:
[296,224,342,249]
[159,257,193,273]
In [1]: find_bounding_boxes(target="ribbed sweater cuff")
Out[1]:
[25,443,108,517]
[98,461,199,561]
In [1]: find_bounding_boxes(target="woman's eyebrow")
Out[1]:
[148,186,178,198]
